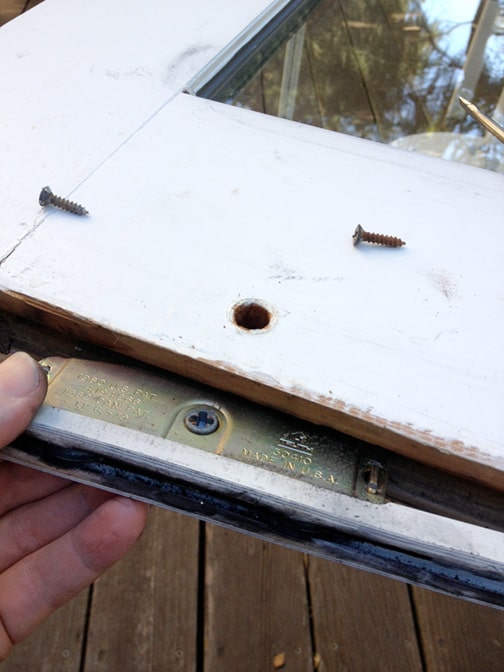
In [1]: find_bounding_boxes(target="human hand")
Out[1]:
[0,352,148,660]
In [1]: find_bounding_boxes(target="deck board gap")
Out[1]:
[196,521,206,672]
[304,555,318,671]
[407,584,428,672]
[78,585,94,672]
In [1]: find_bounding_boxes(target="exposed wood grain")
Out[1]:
[308,558,423,672]
[0,308,135,363]
[0,590,88,672]
[83,507,199,672]
[204,526,314,671]
[412,586,504,672]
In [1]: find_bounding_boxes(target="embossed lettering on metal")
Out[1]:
[40,357,385,502]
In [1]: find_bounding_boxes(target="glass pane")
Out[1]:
[204,0,504,171]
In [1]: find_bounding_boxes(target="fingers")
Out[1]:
[0,495,148,659]
[0,353,47,449]
[0,351,148,661]
[0,462,70,517]
[0,354,56,517]
[0,483,113,572]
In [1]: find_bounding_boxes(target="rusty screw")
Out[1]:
[352,224,405,247]
[39,186,88,216]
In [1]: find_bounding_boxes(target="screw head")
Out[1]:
[184,408,220,435]
[352,224,364,246]
[39,186,53,206]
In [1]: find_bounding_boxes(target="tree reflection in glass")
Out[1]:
[229,0,504,170]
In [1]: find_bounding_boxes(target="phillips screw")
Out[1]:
[184,408,220,435]
[352,224,405,247]
[39,186,89,216]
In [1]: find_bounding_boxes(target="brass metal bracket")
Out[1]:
[39,356,387,504]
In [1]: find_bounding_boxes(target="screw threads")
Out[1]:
[362,231,405,247]
[39,186,88,216]
[50,193,88,216]
[353,224,405,247]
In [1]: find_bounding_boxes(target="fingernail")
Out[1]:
[0,352,45,398]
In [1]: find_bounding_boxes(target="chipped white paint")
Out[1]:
[0,0,503,486]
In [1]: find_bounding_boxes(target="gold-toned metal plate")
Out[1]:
[40,357,386,502]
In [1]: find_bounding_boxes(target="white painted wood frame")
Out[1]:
[1,0,503,489]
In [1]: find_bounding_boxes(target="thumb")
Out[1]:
[0,352,48,449]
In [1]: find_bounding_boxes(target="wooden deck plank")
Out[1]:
[83,508,200,672]
[0,590,88,672]
[204,526,314,671]
[308,558,423,672]
[412,587,504,672]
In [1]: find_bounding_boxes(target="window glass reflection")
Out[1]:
[228,0,504,171]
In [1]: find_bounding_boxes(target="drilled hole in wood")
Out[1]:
[233,300,272,331]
